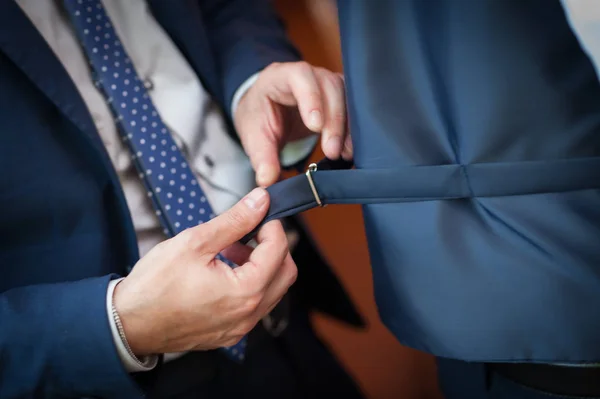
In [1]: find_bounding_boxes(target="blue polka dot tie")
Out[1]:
[62,0,247,362]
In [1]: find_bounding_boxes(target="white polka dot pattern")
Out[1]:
[63,0,246,361]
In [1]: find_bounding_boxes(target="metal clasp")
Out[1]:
[305,163,324,207]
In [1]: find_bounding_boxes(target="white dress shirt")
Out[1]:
[16,0,315,373]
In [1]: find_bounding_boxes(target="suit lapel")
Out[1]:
[0,0,103,149]
[147,0,221,101]
[0,1,141,265]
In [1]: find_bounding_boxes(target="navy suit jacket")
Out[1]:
[0,1,362,397]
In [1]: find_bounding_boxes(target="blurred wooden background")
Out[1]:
[272,1,444,398]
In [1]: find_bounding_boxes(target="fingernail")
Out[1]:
[325,136,342,157]
[244,187,267,210]
[309,110,322,130]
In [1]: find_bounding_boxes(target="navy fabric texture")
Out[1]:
[336,0,600,363]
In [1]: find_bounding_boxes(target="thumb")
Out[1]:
[195,188,270,257]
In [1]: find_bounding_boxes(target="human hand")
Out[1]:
[112,187,297,355]
[234,61,353,187]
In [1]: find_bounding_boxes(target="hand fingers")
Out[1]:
[232,220,289,291]
[254,252,297,317]
[240,96,282,187]
[189,188,269,257]
[315,68,347,159]
[264,62,324,133]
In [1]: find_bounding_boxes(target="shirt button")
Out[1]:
[143,78,154,91]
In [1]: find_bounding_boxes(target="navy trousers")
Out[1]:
[437,357,600,399]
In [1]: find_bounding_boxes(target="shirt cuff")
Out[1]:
[231,72,260,117]
[106,278,159,373]
[279,134,318,167]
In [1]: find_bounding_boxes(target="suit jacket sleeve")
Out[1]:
[0,275,143,398]
[200,0,302,118]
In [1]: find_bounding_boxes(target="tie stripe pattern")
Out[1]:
[62,0,247,361]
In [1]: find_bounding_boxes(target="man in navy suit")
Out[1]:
[0,0,362,398]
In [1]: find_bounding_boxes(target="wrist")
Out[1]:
[111,278,157,359]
